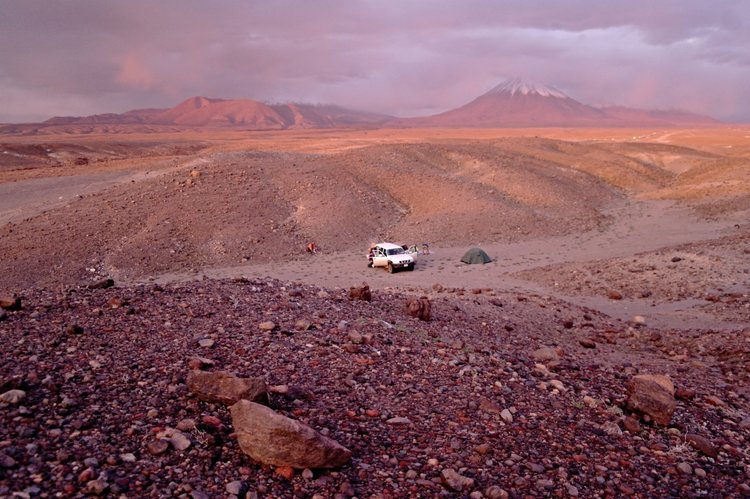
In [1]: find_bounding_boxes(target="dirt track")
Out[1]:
[154,198,749,330]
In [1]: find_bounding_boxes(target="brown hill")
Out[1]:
[271,102,393,128]
[602,106,721,127]
[3,133,741,290]
[33,98,392,132]
[43,108,165,126]
[0,138,616,288]
[151,97,286,128]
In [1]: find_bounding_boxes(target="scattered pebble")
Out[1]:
[500,409,513,423]
[198,338,215,348]
[676,462,693,475]
[258,321,276,331]
[0,389,26,404]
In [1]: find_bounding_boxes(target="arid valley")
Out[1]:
[1,124,749,497]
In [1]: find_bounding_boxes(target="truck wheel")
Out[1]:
[387,262,394,273]
[408,264,415,271]
[367,260,373,268]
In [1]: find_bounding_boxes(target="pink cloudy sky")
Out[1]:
[1,0,749,123]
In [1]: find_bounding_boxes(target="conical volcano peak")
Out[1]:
[487,78,568,99]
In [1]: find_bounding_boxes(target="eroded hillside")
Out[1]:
[0,132,748,291]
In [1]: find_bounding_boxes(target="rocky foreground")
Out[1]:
[1,278,749,498]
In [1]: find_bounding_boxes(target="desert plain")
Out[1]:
[1,125,749,497]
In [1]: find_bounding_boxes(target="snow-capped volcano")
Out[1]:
[486,78,569,99]
[403,77,609,127]
[395,77,720,128]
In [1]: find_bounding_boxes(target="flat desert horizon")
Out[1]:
[1,124,749,497]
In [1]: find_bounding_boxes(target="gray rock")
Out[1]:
[0,451,17,468]
[549,379,565,391]
[536,479,554,489]
[85,479,109,495]
[676,462,692,475]
[527,462,545,473]
[226,480,243,495]
[485,486,509,499]
[530,347,559,362]
[230,400,351,469]
[0,389,26,404]
[601,421,622,436]
[176,418,197,431]
[440,468,474,491]
[258,321,276,331]
[500,409,513,423]
[295,319,312,331]
[156,427,191,450]
[187,370,267,405]
[386,416,411,425]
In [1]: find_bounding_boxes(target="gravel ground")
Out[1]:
[516,225,750,325]
[2,278,748,497]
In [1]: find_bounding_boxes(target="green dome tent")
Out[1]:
[460,247,492,264]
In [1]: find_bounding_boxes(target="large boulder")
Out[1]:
[626,374,676,425]
[230,400,351,469]
[405,296,431,321]
[186,370,267,405]
[348,283,372,302]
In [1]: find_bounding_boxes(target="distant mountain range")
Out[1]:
[3,78,721,133]
[42,96,392,129]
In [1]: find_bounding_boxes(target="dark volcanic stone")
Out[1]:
[685,433,718,458]
[0,296,21,311]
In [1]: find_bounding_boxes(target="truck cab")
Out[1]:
[368,242,415,273]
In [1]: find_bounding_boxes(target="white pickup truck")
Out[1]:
[367,242,416,273]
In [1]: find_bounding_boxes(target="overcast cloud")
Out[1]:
[1,0,748,123]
